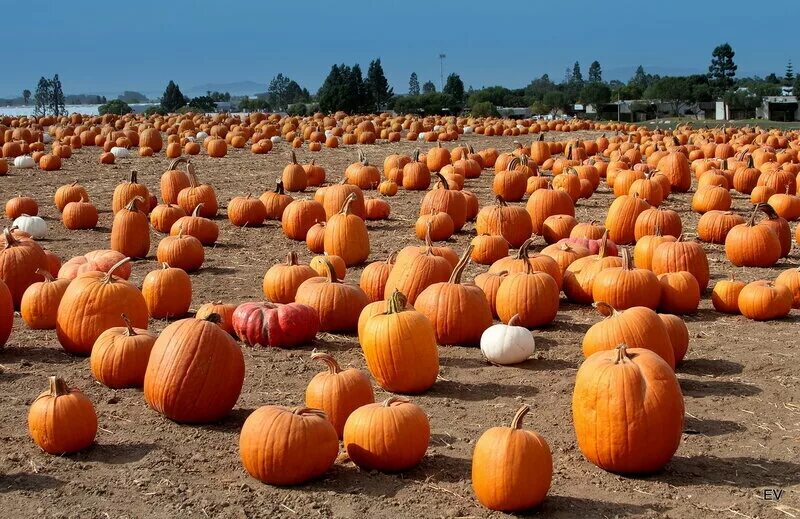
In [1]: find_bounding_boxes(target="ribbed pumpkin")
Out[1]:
[651,236,710,291]
[756,203,791,258]
[228,194,267,227]
[492,158,528,202]
[725,206,781,267]
[142,263,192,319]
[56,258,148,355]
[475,196,533,248]
[262,251,318,303]
[632,228,676,270]
[20,269,69,330]
[358,290,439,393]
[592,248,660,310]
[347,153,381,189]
[475,270,508,319]
[563,233,623,304]
[260,180,293,220]
[305,351,374,438]
[156,228,204,272]
[150,203,186,233]
[656,151,692,192]
[605,193,650,245]
[634,207,682,240]
[177,163,218,217]
[426,141,451,172]
[318,180,366,220]
[28,376,98,455]
[359,252,396,302]
[112,170,150,213]
[282,199,327,241]
[657,271,700,314]
[343,396,430,472]
[323,194,370,266]
[738,280,792,321]
[231,301,319,348]
[420,173,467,231]
[415,246,493,346]
[775,267,800,308]
[582,302,675,368]
[526,183,575,235]
[383,233,457,304]
[541,214,577,244]
[472,404,552,512]
[696,210,745,244]
[496,261,559,328]
[471,234,509,265]
[111,197,150,259]
[691,185,732,213]
[160,157,192,204]
[310,254,346,279]
[573,345,684,473]
[144,315,245,423]
[489,238,563,289]
[660,313,690,365]
[0,227,49,308]
[195,301,237,334]
[170,204,219,245]
[282,151,308,192]
[711,273,745,314]
[239,406,338,485]
[54,181,89,212]
[0,279,12,347]
[90,314,156,388]
[58,250,130,280]
[541,242,590,274]
[295,259,369,332]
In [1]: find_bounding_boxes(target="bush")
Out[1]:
[287,103,308,116]
[98,99,133,115]
[470,101,498,117]
[144,105,168,117]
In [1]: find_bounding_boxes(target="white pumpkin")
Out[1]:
[270,136,282,144]
[480,315,536,365]
[13,214,47,239]
[110,146,130,158]
[196,131,209,141]
[417,133,426,141]
[13,156,35,169]
[433,125,442,131]
[324,129,334,139]
[43,133,54,143]
[463,126,474,134]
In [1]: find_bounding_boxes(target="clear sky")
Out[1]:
[1,0,792,98]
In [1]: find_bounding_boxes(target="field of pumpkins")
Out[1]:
[0,112,798,518]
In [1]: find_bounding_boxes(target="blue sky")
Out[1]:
[1,1,792,98]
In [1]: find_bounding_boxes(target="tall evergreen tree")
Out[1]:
[33,77,51,117]
[349,64,370,112]
[22,89,31,105]
[267,73,291,109]
[50,75,65,116]
[317,64,344,113]
[571,62,584,84]
[161,80,187,112]
[409,72,420,95]
[366,59,393,111]
[785,61,795,85]
[708,43,737,96]
[422,81,436,94]
[588,61,602,83]
[443,73,465,111]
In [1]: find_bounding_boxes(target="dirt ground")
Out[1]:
[0,129,798,519]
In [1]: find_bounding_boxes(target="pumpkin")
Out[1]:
[171,203,219,245]
[541,214,577,244]
[142,263,192,319]
[347,153,381,189]
[775,267,800,308]
[691,185,732,213]
[318,180,366,220]
[632,228,676,271]
[112,170,150,213]
[239,405,338,485]
[738,280,792,321]
[262,251,318,303]
[90,314,156,388]
[28,376,97,454]
[573,345,684,473]
[12,214,47,239]
[383,233,456,304]
[359,252,396,303]
[343,396,430,472]
[496,260,559,328]
[304,159,326,186]
[419,173,467,231]
[711,273,745,314]
[657,271,700,314]
[526,183,575,235]
[660,313,690,365]
[62,197,99,230]
[489,238,563,289]
[364,198,390,220]
[282,199,327,241]
[475,270,508,319]
[310,254,346,279]
[111,197,150,259]
[563,233,623,304]
[472,404,552,512]
[725,205,781,267]
[177,162,218,217]
[295,259,369,332]
[605,193,650,245]
[401,149,431,190]
[144,315,245,423]
[228,194,267,227]
[5,195,38,219]
[492,157,528,202]
[150,203,187,233]
[54,181,89,212]
[415,245,493,346]
[696,210,745,244]
[651,235,710,291]
[480,314,536,365]
[282,151,308,192]
[426,141,451,172]
[139,127,163,152]
[56,257,148,355]
[305,351,374,438]
[591,248,660,310]
[323,194,370,266]
[20,269,69,330]
[0,279,12,347]
[756,203,791,258]
[582,301,675,367]
[634,207,682,239]
[58,250,130,280]
[656,151,692,192]
[156,228,204,272]
[475,195,533,248]
[195,301,237,334]
[0,227,49,308]
[260,180,293,220]
[358,290,439,393]
[232,301,319,347]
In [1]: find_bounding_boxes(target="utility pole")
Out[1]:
[439,53,446,91]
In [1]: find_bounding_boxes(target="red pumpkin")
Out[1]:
[232,301,320,348]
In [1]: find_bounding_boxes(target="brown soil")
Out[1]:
[0,131,798,519]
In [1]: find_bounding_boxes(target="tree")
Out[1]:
[765,73,781,84]
[33,77,51,117]
[409,72,420,95]
[785,61,795,85]
[317,64,345,113]
[22,89,31,105]
[571,62,584,85]
[317,63,369,113]
[98,99,133,115]
[470,101,498,117]
[629,65,657,93]
[267,73,293,110]
[543,91,567,113]
[588,61,602,83]
[708,43,737,97]
[422,81,437,94]
[161,80,187,112]
[644,76,691,115]
[443,73,465,112]
[366,58,393,111]
[525,74,555,102]
[207,91,231,102]
[50,75,65,116]
[118,91,147,103]
[188,96,217,112]
[580,82,611,106]
[349,64,370,112]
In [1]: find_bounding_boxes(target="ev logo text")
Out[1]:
[762,488,784,501]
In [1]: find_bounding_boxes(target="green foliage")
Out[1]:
[118,91,148,103]
[238,98,271,112]
[98,99,133,115]
[287,103,308,116]
[443,73,465,111]
[468,86,528,109]
[708,43,737,96]
[34,77,51,117]
[571,62,584,85]
[188,95,217,112]
[422,81,437,94]
[391,93,453,115]
[580,82,611,106]
[207,91,231,102]
[409,72,420,95]
[50,75,65,116]
[785,61,795,85]
[161,80,188,112]
[267,74,308,110]
[470,101,498,117]
[723,90,761,111]
[22,89,31,105]
[588,61,602,83]
[144,105,168,117]
[543,91,567,112]
[366,58,394,111]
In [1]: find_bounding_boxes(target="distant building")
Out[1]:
[497,106,532,119]
[757,96,800,121]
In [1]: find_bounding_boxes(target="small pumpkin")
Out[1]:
[142,263,192,319]
[262,251,318,303]
[20,269,69,330]
[480,314,535,365]
[28,376,97,454]
[295,259,369,332]
[232,301,320,348]
[90,314,156,388]
[738,280,792,321]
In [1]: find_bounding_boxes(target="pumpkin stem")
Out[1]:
[506,157,520,172]
[161,262,170,270]
[614,344,629,364]
[620,247,633,270]
[121,314,137,336]
[101,257,131,284]
[515,238,535,260]
[168,157,189,172]
[291,406,328,419]
[747,204,759,227]
[2,228,17,249]
[191,203,204,217]
[598,230,609,258]
[494,195,508,207]
[48,376,70,397]
[322,259,340,284]
[289,150,297,165]
[202,312,222,324]
[34,268,54,282]
[386,289,408,315]
[124,196,145,212]
[510,404,530,430]
[286,251,299,266]
[187,162,200,188]
[448,245,473,284]
[434,172,450,190]
[311,351,341,374]
[592,301,618,318]
[386,250,398,264]
[757,202,779,221]
[382,396,410,407]
[274,179,285,194]
[129,170,138,184]
[508,314,522,327]
[339,193,357,215]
